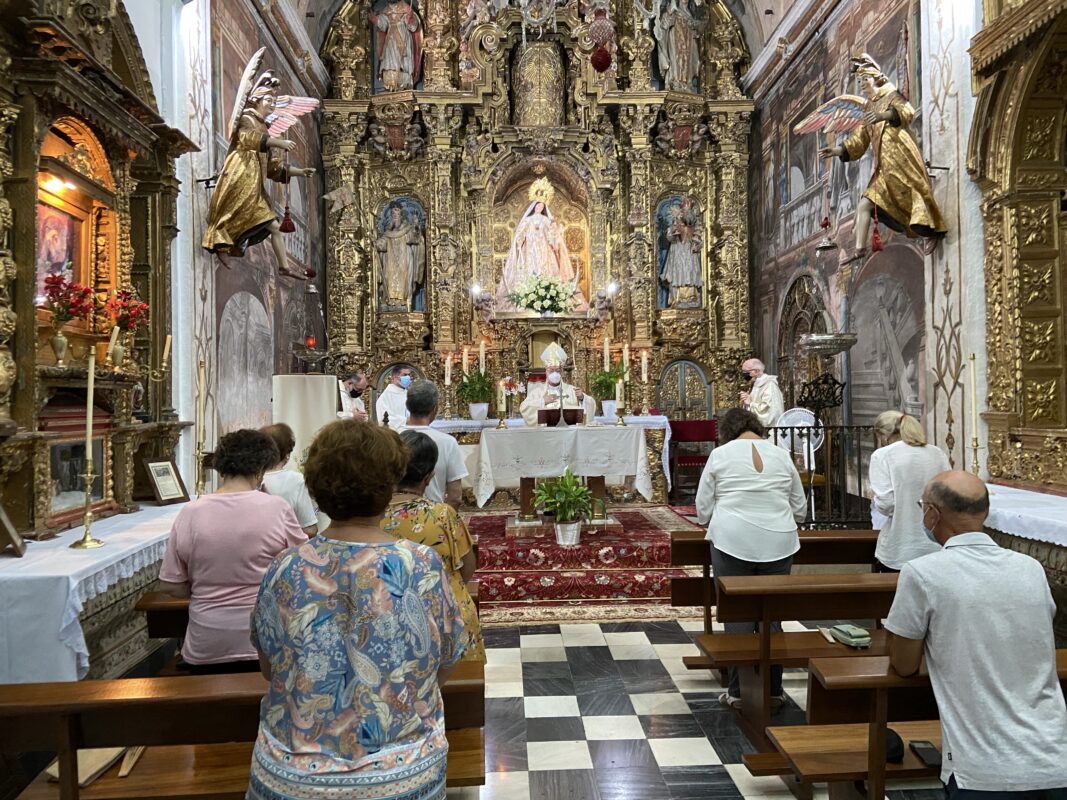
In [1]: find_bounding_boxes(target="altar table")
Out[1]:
[0,503,182,684]
[474,425,654,508]
[986,484,1067,547]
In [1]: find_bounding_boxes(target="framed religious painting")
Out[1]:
[34,195,89,308]
[142,458,190,505]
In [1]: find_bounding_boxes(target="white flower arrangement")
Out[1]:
[506,274,575,314]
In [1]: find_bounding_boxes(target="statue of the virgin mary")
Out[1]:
[497,179,587,310]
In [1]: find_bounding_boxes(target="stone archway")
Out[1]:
[776,275,832,410]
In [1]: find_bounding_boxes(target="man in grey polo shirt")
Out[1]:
[887,470,1067,798]
[400,380,468,508]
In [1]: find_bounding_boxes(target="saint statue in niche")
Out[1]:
[497,179,585,310]
[369,0,423,91]
[658,196,702,308]
[653,0,703,92]
[376,201,425,311]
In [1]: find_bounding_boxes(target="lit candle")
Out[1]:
[498,380,506,412]
[479,340,486,374]
[969,353,978,433]
[641,350,649,384]
[603,336,610,371]
[106,325,119,358]
[444,353,452,386]
[196,359,206,448]
[622,344,629,372]
[162,335,172,368]
[462,346,470,375]
[85,352,96,469]
[615,377,623,405]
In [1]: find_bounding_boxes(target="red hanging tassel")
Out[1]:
[871,207,884,252]
[279,150,296,233]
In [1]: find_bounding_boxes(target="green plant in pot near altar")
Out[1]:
[590,361,626,418]
[104,290,149,369]
[534,468,605,546]
[456,369,494,420]
[42,275,94,367]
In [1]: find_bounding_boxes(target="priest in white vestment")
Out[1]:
[376,365,412,430]
[338,373,369,421]
[520,343,595,426]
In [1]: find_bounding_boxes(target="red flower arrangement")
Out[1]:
[105,290,150,332]
[501,376,527,397]
[43,275,93,325]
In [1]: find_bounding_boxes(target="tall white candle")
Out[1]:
[161,335,172,367]
[641,350,649,383]
[444,353,452,386]
[462,346,470,375]
[615,378,623,405]
[85,352,96,469]
[969,353,978,433]
[622,344,629,371]
[479,340,486,374]
[498,381,506,412]
[603,336,610,371]
[106,325,120,358]
[196,359,206,447]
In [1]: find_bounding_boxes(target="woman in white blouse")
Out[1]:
[868,410,949,572]
[697,407,807,709]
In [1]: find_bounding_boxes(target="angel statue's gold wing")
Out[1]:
[228,47,267,141]
[792,95,866,136]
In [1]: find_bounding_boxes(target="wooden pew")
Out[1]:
[1,662,485,799]
[762,652,1067,797]
[698,573,898,751]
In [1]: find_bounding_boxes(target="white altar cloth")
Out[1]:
[433,415,672,491]
[0,503,182,684]
[474,426,653,507]
[986,484,1067,548]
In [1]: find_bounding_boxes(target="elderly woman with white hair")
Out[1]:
[868,410,950,572]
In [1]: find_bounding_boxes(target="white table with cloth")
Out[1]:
[986,483,1067,547]
[474,425,658,508]
[0,503,182,683]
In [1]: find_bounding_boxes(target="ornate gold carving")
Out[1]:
[513,43,565,128]
[326,20,369,101]
[620,28,655,92]
[1024,378,1060,424]
[1017,202,1053,247]
[1020,261,1056,305]
[1021,319,1058,363]
[1022,113,1057,160]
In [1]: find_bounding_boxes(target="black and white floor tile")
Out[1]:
[446,619,944,800]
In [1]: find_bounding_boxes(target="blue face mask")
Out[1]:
[922,507,940,545]
[399,375,412,388]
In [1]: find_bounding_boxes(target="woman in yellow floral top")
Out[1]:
[383,431,485,662]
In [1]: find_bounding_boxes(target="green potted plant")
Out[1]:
[533,468,604,545]
[590,361,626,418]
[456,370,494,420]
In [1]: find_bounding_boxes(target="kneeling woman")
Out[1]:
[248,420,466,800]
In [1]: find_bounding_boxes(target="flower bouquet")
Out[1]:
[506,274,575,315]
[42,275,93,367]
[499,375,526,420]
[105,290,150,332]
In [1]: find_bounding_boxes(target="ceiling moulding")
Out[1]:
[742,0,837,102]
[261,0,331,95]
[970,0,1067,77]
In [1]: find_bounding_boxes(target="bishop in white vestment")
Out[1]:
[520,343,595,426]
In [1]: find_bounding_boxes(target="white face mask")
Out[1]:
[547,371,561,385]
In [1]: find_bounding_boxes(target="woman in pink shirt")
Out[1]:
[158,429,307,674]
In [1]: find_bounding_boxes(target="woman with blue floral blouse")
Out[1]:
[248,420,466,800]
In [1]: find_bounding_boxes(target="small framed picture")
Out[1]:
[143,458,190,505]
[0,503,25,557]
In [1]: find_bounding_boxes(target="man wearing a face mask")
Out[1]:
[337,372,369,421]
[739,358,784,427]
[519,343,596,426]
[376,365,413,431]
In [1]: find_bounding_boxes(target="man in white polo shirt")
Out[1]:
[401,379,468,508]
[887,470,1067,798]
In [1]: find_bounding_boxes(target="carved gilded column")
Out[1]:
[421,0,458,92]
[427,146,460,347]
[711,111,751,351]
[0,101,19,421]
[620,103,658,346]
[325,148,368,354]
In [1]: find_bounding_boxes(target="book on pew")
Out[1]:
[45,747,127,787]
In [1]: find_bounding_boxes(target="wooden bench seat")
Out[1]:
[740,751,792,777]
[766,720,942,783]
[693,630,888,669]
[17,728,486,799]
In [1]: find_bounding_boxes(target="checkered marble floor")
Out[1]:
[445,619,945,800]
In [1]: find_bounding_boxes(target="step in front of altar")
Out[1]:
[504,515,624,537]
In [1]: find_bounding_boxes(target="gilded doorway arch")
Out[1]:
[657,360,712,419]
[776,275,832,409]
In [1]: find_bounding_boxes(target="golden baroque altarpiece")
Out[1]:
[969,1,1067,492]
[0,1,193,537]
[319,0,753,425]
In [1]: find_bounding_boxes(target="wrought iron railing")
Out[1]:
[767,423,877,529]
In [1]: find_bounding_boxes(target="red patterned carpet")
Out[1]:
[467,506,703,623]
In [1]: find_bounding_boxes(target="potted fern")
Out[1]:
[590,361,625,419]
[456,370,493,420]
[534,468,603,545]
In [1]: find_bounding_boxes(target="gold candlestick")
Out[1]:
[70,465,104,549]
[969,353,980,476]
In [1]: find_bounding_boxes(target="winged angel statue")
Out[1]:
[203,47,320,280]
[793,54,946,263]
